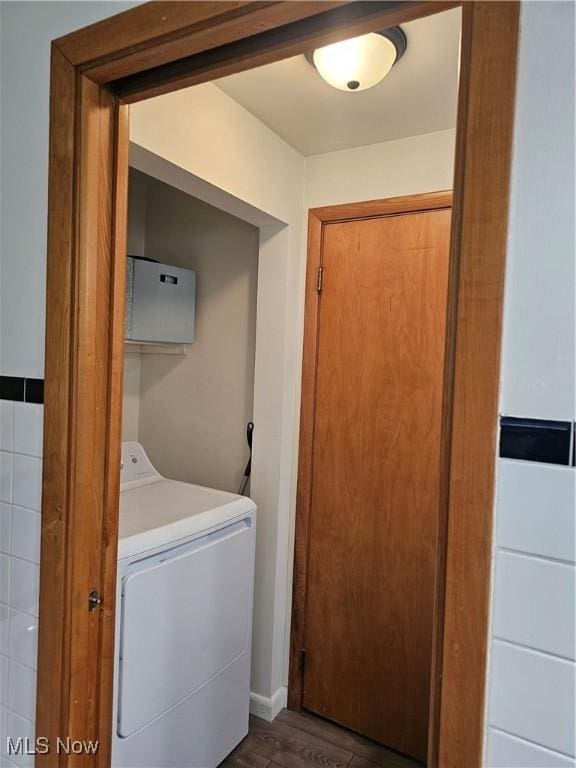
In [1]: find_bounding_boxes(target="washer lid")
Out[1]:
[119,477,256,559]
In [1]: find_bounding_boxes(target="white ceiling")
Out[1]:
[215,8,461,157]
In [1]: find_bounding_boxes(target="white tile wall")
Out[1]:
[10,510,40,567]
[492,550,575,660]
[0,454,13,507]
[12,406,42,459]
[0,401,43,746]
[487,2,576,761]
[487,729,576,768]
[0,406,13,454]
[12,457,41,516]
[496,461,575,563]
[487,461,576,766]
[489,641,575,757]
[3,711,34,768]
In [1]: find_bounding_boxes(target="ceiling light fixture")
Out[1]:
[306,27,407,92]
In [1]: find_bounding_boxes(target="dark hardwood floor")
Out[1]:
[221,710,424,768]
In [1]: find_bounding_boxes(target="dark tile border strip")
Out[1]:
[500,416,573,466]
[0,376,44,404]
[0,376,25,401]
[25,379,44,404]
[3,382,576,465]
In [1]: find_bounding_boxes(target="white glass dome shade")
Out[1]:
[310,28,406,92]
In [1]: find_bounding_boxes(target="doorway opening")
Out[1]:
[114,9,459,762]
[37,3,520,767]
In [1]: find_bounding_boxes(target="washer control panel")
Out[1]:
[120,442,160,489]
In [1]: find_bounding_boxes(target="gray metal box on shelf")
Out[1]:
[125,256,196,344]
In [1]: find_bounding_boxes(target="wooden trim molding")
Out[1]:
[437,4,519,766]
[113,1,459,103]
[287,209,323,713]
[55,2,279,66]
[97,99,130,762]
[56,1,458,90]
[38,2,518,766]
[310,190,453,222]
[37,61,128,766]
[70,2,344,85]
[36,45,76,758]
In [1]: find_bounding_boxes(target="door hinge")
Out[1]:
[316,266,324,293]
[88,589,102,613]
[301,647,307,673]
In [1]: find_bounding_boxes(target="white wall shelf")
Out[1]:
[124,341,190,356]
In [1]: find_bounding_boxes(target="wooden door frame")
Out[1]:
[288,190,453,753]
[38,2,519,766]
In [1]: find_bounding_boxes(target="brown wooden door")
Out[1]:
[302,207,451,762]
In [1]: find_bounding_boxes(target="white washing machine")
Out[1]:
[112,442,256,768]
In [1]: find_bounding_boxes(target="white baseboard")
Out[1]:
[249,687,287,722]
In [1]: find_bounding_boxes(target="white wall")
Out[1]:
[499,4,575,423]
[131,84,304,226]
[122,176,147,443]
[306,129,456,208]
[122,352,141,442]
[0,1,139,379]
[485,3,576,767]
[135,179,259,494]
[126,169,147,258]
